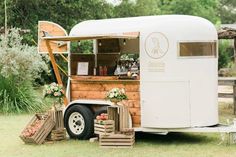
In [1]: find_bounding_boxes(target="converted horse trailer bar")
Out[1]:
[40,15,236,141]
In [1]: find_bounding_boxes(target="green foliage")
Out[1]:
[218,40,234,69]
[0,76,45,114]
[219,0,236,23]
[71,40,93,54]
[114,0,160,17]
[0,0,114,43]
[158,0,219,23]
[79,40,93,54]
[0,28,48,113]
[0,28,48,81]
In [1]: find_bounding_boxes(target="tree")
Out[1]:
[0,0,114,44]
[159,0,219,23]
[113,0,160,17]
[219,0,236,24]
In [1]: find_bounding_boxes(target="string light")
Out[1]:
[98,40,102,46]
[123,39,126,45]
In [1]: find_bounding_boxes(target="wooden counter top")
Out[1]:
[70,75,139,83]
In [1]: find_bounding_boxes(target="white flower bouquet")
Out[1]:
[106,88,128,102]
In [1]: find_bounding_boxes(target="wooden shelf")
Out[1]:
[70,75,139,83]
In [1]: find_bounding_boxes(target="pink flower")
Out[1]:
[46,90,51,94]
[54,92,59,96]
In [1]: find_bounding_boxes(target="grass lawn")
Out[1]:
[0,103,236,157]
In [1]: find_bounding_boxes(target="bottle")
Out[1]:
[103,66,107,76]
[99,66,103,76]
[93,68,96,76]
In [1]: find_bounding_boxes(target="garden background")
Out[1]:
[0,0,236,157]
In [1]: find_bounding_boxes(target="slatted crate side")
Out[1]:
[20,114,46,143]
[107,107,120,132]
[48,128,66,141]
[35,118,55,144]
[48,109,64,130]
[94,120,115,135]
[119,101,141,127]
[99,133,135,148]
[55,110,64,129]
[20,114,55,144]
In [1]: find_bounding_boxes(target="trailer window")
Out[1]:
[179,42,216,57]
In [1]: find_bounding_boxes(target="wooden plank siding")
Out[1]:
[70,77,141,127]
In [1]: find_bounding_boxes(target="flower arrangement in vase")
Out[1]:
[106,88,128,104]
[44,82,65,107]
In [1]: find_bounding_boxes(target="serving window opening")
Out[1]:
[179,41,217,57]
[70,37,140,79]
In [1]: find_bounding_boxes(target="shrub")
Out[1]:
[218,40,234,69]
[0,76,44,113]
[0,28,48,81]
[0,28,48,113]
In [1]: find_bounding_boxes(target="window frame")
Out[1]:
[177,40,218,59]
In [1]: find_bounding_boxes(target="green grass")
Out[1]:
[0,102,236,157]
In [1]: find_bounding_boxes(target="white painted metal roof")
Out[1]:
[69,15,216,37]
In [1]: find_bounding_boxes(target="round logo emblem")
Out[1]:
[145,32,169,59]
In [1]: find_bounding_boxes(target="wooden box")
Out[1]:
[47,128,66,141]
[99,133,135,148]
[94,120,115,135]
[20,113,55,144]
[48,109,64,130]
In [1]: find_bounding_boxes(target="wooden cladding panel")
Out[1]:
[71,80,141,127]
[71,83,139,92]
[71,91,139,101]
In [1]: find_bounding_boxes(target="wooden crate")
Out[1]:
[48,108,64,130]
[47,128,66,141]
[94,120,114,135]
[99,133,135,148]
[121,128,134,136]
[107,106,119,132]
[20,113,55,144]
[119,105,130,131]
[107,105,130,132]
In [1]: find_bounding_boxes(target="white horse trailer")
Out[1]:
[41,15,236,141]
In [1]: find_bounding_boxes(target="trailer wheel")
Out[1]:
[64,105,94,140]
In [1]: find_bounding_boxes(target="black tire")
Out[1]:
[64,105,94,140]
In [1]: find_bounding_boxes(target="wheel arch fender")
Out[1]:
[64,99,113,115]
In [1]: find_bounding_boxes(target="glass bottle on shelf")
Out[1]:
[99,66,103,76]
[103,66,107,76]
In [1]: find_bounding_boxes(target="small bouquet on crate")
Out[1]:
[44,82,65,106]
[106,88,128,104]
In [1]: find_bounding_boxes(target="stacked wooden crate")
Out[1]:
[47,109,66,141]
[99,132,135,148]
[98,104,135,148]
